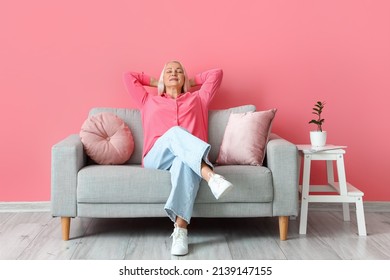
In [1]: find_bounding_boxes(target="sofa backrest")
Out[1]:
[89,105,256,164]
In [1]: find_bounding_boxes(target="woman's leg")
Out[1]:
[144,126,212,225]
[175,217,188,229]
[143,126,232,255]
[169,160,221,228]
[144,126,213,177]
[145,126,233,202]
[166,157,201,256]
[165,157,202,225]
[201,161,214,182]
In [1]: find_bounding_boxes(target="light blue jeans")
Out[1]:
[143,126,213,224]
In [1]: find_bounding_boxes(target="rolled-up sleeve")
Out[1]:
[123,71,151,108]
[195,68,223,106]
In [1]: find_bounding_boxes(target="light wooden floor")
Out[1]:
[1,210,390,260]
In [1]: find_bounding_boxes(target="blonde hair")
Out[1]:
[157,61,190,95]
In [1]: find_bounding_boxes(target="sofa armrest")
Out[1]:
[51,134,86,217]
[266,133,299,216]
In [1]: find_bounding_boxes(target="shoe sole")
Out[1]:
[171,249,188,256]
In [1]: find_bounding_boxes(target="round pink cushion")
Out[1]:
[80,112,134,165]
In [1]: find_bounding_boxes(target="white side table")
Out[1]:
[297,145,367,236]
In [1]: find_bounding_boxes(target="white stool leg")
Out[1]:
[299,155,311,234]
[336,155,350,221]
[342,203,350,221]
[355,197,367,236]
[326,160,334,184]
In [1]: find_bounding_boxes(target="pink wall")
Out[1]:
[0,0,389,202]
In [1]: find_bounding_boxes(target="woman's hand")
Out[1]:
[150,77,159,87]
[189,78,196,87]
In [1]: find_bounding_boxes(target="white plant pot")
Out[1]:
[310,131,327,147]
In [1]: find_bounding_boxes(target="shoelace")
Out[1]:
[171,228,186,241]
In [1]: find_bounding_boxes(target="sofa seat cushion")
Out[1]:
[77,165,171,204]
[197,165,273,203]
[77,165,273,204]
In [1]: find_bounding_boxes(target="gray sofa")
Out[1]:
[51,105,299,241]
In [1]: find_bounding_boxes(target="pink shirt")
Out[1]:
[123,69,223,158]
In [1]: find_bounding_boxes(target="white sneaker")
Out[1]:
[208,173,233,200]
[170,224,188,256]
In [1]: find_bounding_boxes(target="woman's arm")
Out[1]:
[194,68,223,105]
[123,72,158,108]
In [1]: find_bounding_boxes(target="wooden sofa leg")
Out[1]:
[61,217,71,241]
[279,216,288,241]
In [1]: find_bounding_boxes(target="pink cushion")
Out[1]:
[80,112,134,165]
[217,109,277,165]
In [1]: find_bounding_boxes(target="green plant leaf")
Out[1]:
[309,101,325,130]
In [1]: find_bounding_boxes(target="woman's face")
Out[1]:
[163,62,185,91]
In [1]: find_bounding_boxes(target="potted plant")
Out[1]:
[309,101,327,147]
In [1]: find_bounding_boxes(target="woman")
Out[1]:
[123,61,233,256]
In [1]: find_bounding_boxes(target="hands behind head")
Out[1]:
[150,77,159,88]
